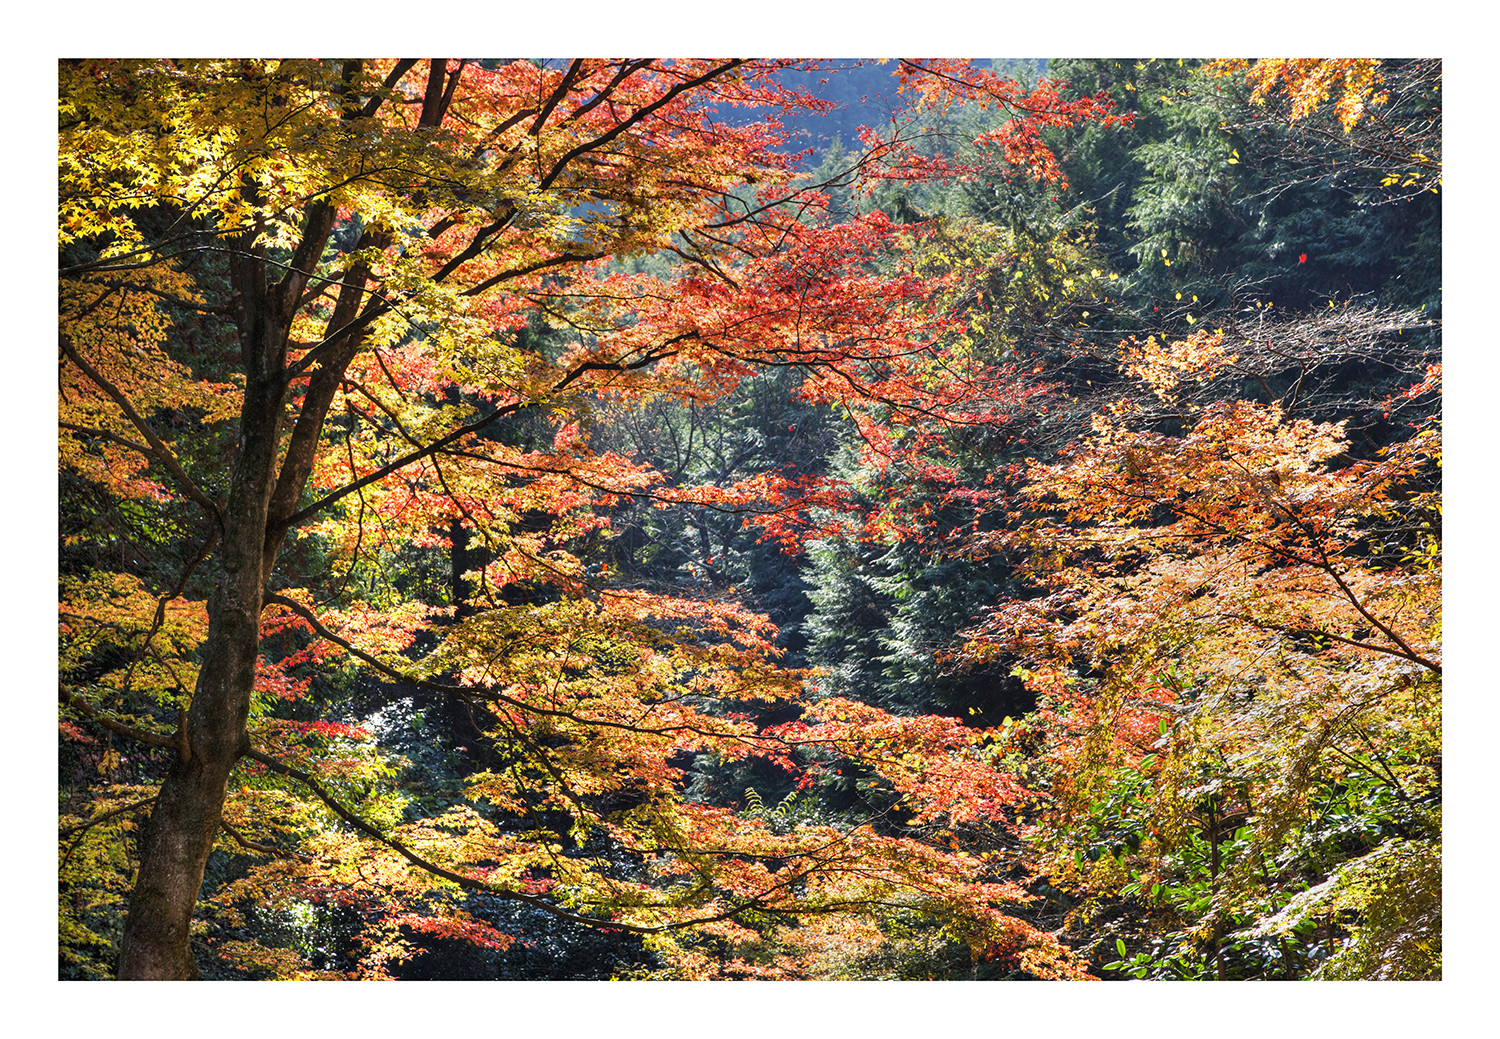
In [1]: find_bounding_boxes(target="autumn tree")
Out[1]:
[955,330,1440,978]
[58,58,1121,979]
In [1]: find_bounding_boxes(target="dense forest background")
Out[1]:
[56,57,1441,986]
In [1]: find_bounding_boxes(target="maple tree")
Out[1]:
[58,58,1124,979]
[955,330,1440,978]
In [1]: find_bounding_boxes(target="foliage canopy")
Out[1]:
[57,56,1438,982]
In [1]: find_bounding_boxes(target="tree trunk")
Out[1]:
[116,468,275,975]
[116,256,290,979]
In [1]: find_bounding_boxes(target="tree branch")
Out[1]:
[60,684,178,751]
[241,745,721,934]
[59,794,160,871]
[536,60,748,193]
[58,332,224,526]
[275,398,525,529]
[60,795,160,840]
[219,818,315,862]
